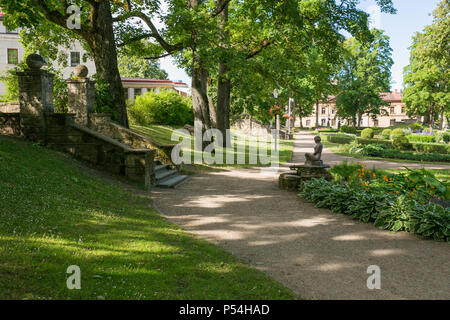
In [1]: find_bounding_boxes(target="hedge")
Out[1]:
[411,142,450,154]
[382,149,450,162]
[356,138,393,148]
[321,133,356,144]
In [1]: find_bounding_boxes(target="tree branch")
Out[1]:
[213,0,232,17]
[144,53,172,60]
[246,40,272,60]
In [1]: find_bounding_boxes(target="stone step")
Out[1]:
[155,168,177,181]
[155,164,171,172]
[156,174,188,188]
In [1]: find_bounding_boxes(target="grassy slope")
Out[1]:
[131,124,294,170]
[0,136,296,300]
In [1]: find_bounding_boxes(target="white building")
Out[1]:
[0,12,96,95]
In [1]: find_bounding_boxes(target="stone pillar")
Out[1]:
[17,54,55,142]
[67,65,95,126]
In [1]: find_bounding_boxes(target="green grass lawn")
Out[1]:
[0,136,296,300]
[131,124,294,171]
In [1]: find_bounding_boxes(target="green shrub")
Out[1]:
[93,74,115,116]
[321,133,355,144]
[329,161,362,182]
[443,133,450,144]
[128,90,194,126]
[339,125,357,134]
[361,128,375,139]
[407,135,436,143]
[408,122,424,132]
[350,143,387,157]
[393,136,412,151]
[381,129,392,140]
[356,138,393,148]
[381,149,450,162]
[391,128,405,139]
[411,142,449,154]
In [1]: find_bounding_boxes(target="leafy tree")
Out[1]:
[118,52,168,80]
[403,0,449,129]
[335,29,393,128]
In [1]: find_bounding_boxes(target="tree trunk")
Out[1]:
[86,1,128,127]
[191,60,212,130]
[439,106,444,130]
[216,1,231,146]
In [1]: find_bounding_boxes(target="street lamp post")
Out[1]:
[273,89,279,151]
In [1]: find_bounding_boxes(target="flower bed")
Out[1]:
[299,162,450,242]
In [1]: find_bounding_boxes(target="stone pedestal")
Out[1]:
[67,78,95,126]
[279,164,332,192]
[16,55,55,143]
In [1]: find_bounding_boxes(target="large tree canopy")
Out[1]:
[0,0,396,133]
[335,29,393,127]
[403,0,449,128]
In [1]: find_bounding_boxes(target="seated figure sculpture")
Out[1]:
[305,136,323,166]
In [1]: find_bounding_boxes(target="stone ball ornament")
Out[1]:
[26,54,46,70]
[74,65,89,78]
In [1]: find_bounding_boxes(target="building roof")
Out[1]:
[321,91,403,104]
[121,77,188,87]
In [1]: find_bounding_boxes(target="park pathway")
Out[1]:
[152,132,450,300]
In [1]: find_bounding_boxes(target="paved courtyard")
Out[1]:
[152,132,450,299]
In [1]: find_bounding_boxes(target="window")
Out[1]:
[134,88,142,96]
[374,120,379,127]
[124,88,129,101]
[321,119,326,126]
[70,52,80,67]
[332,109,335,114]
[306,120,311,127]
[321,107,326,115]
[7,49,18,65]
[390,107,395,115]
[401,106,405,114]
[390,119,396,126]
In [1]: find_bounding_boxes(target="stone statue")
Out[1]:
[304,136,323,166]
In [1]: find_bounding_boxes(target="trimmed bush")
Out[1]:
[128,90,194,126]
[339,125,357,134]
[443,133,450,144]
[322,134,355,144]
[381,149,450,162]
[407,135,436,143]
[393,136,412,151]
[381,129,392,140]
[361,128,375,139]
[356,138,393,148]
[391,128,405,139]
[408,122,424,132]
[412,142,449,154]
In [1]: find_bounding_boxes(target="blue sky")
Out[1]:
[160,0,441,91]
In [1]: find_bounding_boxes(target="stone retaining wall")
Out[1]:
[0,102,20,113]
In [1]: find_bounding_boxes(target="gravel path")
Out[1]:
[152,132,450,300]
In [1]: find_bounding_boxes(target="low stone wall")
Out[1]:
[233,118,271,136]
[89,114,174,165]
[0,102,20,113]
[0,113,155,188]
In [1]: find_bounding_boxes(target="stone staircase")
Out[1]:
[154,161,188,188]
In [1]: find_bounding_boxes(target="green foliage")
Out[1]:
[0,63,24,101]
[339,125,357,134]
[361,128,375,139]
[335,29,393,123]
[409,123,424,131]
[350,143,387,157]
[118,52,168,80]
[381,129,392,140]
[391,128,406,139]
[300,165,450,241]
[322,134,355,144]
[411,142,449,154]
[92,75,115,116]
[393,136,412,151]
[128,90,194,126]
[329,161,363,182]
[407,134,436,143]
[443,132,450,143]
[381,149,450,162]
[403,0,449,127]
[356,138,393,148]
